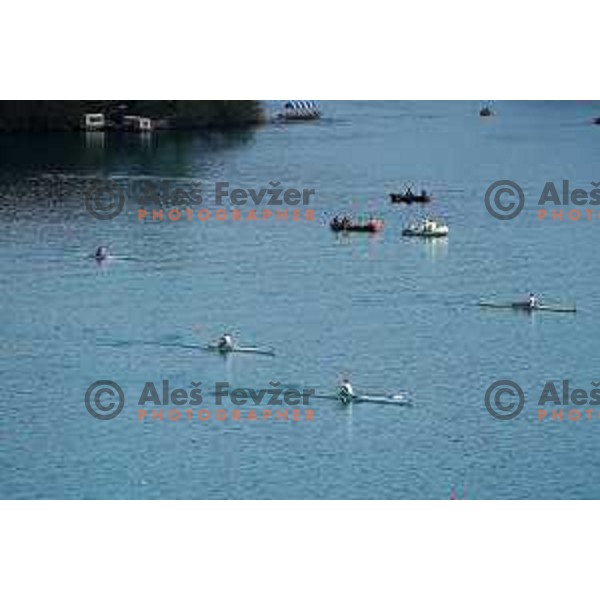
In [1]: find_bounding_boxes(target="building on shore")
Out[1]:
[82,113,106,131]
[81,112,152,132]
[122,115,153,132]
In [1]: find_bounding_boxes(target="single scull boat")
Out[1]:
[207,333,275,356]
[479,301,576,313]
[334,381,411,405]
[206,344,276,356]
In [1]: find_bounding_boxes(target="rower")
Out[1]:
[339,379,354,403]
[218,333,234,351]
[528,292,538,309]
[95,246,109,261]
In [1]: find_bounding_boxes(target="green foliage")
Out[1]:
[0,101,264,131]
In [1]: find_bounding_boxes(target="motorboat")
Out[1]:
[480,103,495,117]
[402,217,448,238]
[390,186,431,204]
[276,101,320,121]
[330,215,384,233]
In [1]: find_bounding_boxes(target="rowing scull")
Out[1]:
[479,301,576,313]
[206,344,276,356]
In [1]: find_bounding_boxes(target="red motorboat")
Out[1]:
[330,215,384,233]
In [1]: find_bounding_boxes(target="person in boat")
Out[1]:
[218,333,234,351]
[95,246,109,261]
[339,379,354,401]
[332,215,350,230]
[528,292,539,309]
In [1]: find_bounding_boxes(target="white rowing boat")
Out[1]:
[333,390,412,406]
[353,393,411,405]
[206,344,276,356]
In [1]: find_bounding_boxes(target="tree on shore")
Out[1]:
[0,101,264,131]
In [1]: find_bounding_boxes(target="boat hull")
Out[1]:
[330,220,384,233]
[390,193,431,204]
[402,229,448,237]
[276,114,320,122]
[206,345,275,356]
[479,302,576,313]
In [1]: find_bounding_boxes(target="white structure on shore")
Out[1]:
[81,112,152,132]
[123,115,153,132]
[82,113,105,131]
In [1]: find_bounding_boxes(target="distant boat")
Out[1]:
[330,215,384,233]
[480,103,495,117]
[593,117,600,125]
[276,101,321,121]
[402,217,448,238]
[390,185,431,204]
[479,300,576,313]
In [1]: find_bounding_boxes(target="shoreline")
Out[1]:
[0,100,266,133]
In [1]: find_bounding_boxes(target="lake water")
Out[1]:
[2,100,600,499]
